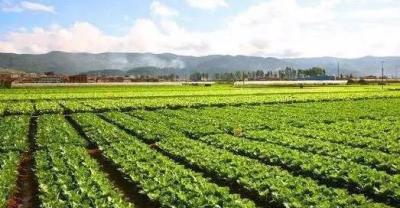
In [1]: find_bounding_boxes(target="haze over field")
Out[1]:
[0,0,399,75]
[1,52,400,76]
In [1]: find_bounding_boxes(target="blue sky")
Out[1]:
[0,0,263,35]
[0,0,400,57]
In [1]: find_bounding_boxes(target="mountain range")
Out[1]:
[0,51,399,76]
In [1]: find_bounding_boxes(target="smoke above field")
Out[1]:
[135,55,185,69]
[107,54,129,69]
[102,54,186,70]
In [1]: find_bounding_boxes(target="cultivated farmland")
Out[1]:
[1,84,400,207]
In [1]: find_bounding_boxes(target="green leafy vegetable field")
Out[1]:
[1,84,400,207]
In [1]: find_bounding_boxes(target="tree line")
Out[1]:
[189,67,329,81]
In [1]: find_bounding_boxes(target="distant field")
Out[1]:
[1,84,400,207]
[234,80,348,85]
[11,81,215,87]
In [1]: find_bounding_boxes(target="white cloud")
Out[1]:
[185,0,227,10]
[0,22,115,53]
[0,20,205,54]
[0,0,400,58]
[347,8,400,22]
[150,1,178,17]
[20,1,55,13]
[1,0,55,13]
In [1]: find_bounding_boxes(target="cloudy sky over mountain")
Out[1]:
[0,0,399,57]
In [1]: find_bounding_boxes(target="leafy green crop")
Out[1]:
[200,134,400,203]
[0,152,21,207]
[36,115,134,208]
[105,110,389,207]
[157,136,387,207]
[73,113,255,207]
[245,130,400,174]
[0,115,29,207]
[2,87,400,115]
[0,116,29,153]
[1,85,400,207]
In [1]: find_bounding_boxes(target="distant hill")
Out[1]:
[0,51,399,76]
[284,56,400,77]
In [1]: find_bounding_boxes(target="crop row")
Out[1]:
[102,111,387,207]
[307,119,400,142]
[130,108,400,177]
[0,116,30,153]
[198,134,400,204]
[0,102,4,116]
[130,110,222,139]
[274,126,400,155]
[35,115,134,207]
[244,130,400,174]
[106,111,400,205]
[81,91,400,112]
[156,100,400,154]
[0,152,22,207]
[36,115,86,148]
[179,98,400,128]
[185,99,400,132]
[121,109,400,204]
[72,113,254,207]
[35,101,64,114]
[0,86,300,101]
[1,85,393,101]
[103,112,184,144]
[0,101,34,115]
[158,137,387,208]
[191,105,400,154]
[1,91,400,115]
[0,116,30,207]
